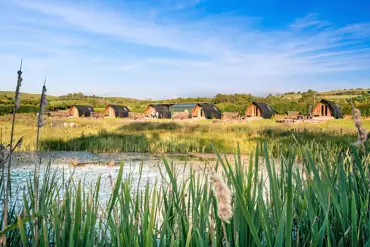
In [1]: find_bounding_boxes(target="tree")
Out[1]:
[300,89,317,103]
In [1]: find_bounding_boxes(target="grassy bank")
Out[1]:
[0,115,369,155]
[1,143,369,246]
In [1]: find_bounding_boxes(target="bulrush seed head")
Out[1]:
[210,172,233,224]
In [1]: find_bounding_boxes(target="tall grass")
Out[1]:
[39,127,368,159]
[0,142,369,246]
[1,116,369,154]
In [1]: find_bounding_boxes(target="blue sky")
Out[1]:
[1,0,370,99]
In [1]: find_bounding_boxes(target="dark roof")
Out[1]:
[320,99,343,119]
[107,105,130,117]
[72,105,94,117]
[150,104,174,109]
[199,103,222,119]
[169,103,221,119]
[252,102,275,119]
[148,104,173,118]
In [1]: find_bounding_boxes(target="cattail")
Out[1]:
[34,82,47,246]
[210,172,233,223]
[3,61,23,246]
[351,100,368,146]
[37,83,48,128]
[15,70,23,111]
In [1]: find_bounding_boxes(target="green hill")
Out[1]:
[1,88,370,116]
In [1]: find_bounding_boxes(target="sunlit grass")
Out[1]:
[0,115,368,154]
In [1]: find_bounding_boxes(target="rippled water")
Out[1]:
[2,151,272,212]
[1,151,217,210]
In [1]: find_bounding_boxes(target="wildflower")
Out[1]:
[210,172,233,223]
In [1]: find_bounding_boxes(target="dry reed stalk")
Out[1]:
[351,100,368,146]
[210,172,233,224]
[2,61,23,246]
[34,81,47,244]
[208,212,215,246]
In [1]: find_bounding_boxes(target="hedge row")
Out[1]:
[0,105,39,115]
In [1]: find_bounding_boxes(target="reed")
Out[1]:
[33,81,47,245]
[0,141,369,246]
[1,61,23,246]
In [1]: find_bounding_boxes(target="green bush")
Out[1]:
[0,104,39,115]
[0,105,12,115]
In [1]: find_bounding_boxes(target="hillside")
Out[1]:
[1,88,370,116]
[0,91,58,101]
[280,88,370,100]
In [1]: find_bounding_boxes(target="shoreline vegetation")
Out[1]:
[1,143,370,246]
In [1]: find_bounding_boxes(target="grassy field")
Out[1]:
[0,114,368,155]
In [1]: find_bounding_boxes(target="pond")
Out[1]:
[2,151,270,211]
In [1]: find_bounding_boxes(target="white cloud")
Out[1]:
[0,1,369,98]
